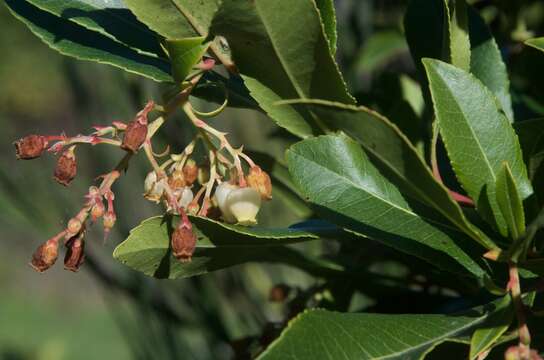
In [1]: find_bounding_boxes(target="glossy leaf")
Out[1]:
[279,99,495,249]
[258,298,509,360]
[287,134,486,277]
[496,163,526,240]
[5,0,172,82]
[166,37,208,84]
[113,216,321,279]
[210,0,354,138]
[469,296,513,360]
[469,8,514,122]
[23,0,163,56]
[122,0,220,39]
[315,0,337,55]
[423,58,532,235]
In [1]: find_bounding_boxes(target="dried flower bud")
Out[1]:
[269,284,291,302]
[14,134,48,160]
[171,223,197,262]
[247,166,272,200]
[53,146,77,186]
[214,182,238,223]
[144,171,166,203]
[183,159,198,185]
[225,187,261,226]
[121,120,147,153]
[30,233,62,272]
[168,169,186,190]
[64,232,85,272]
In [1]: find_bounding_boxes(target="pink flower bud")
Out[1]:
[53,146,77,186]
[14,134,48,160]
[171,223,197,263]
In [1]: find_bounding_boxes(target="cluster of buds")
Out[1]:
[16,57,273,272]
[17,101,154,273]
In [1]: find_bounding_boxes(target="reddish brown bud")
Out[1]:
[14,134,48,160]
[168,169,186,190]
[247,166,272,200]
[121,120,147,153]
[171,223,197,263]
[30,233,62,272]
[53,146,77,186]
[183,159,198,185]
[269,284,291,302]
[64,232,85,272]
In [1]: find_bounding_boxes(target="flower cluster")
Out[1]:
[14,64,272,273]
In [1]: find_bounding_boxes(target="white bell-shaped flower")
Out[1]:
[144,171,166,203]
[214,182,238,223]
[225,187,261,226]
[177,187,194,209]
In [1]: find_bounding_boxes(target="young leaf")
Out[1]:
[5,0,172,82]
[287,134,487,278]
[278,99,495,250]
[113,216,320,279]
[469,7,514,122]
[258,298,510,360]
[165,37,208,84]
[423,58,532,236]
[447,0,471,71]
[210,0,354,138]
[469,296,514,360]
[496,162,526,240]
[122,0,219,39]
[23,0,164,57]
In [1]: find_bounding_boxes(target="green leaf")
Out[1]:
[193,71,258,109]
[287,134,486,277]
[210,0,354,138]
[525,37,544,54]
[519,258,544,277]
[279,99,495,250]
[351,31,408,75]
[315,0,337,55]
[165,37,208,84]
[258,298,510,360]
[496,162,526,240]
[469,7,514,122]
[5,0,172,82]
[469,296,514,360]
[423,58,532,236]
[447,0,471,71]
[23,0,164,56]
[113,216,320,279]
[122,0,220,39]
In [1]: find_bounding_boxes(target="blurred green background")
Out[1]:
[2,0,544,359]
